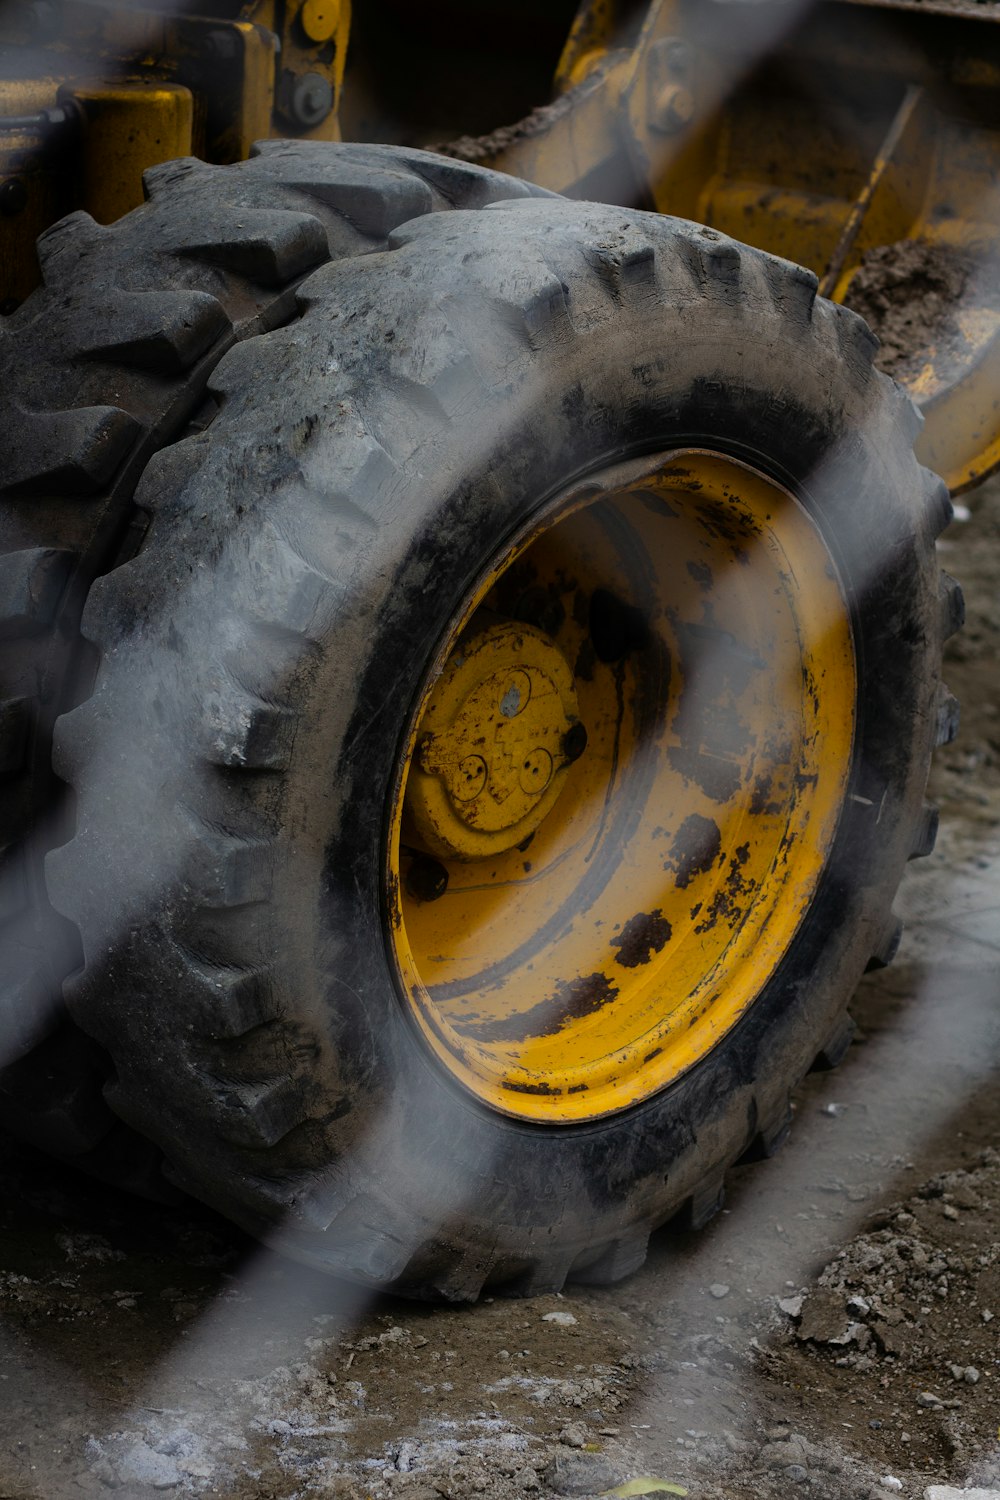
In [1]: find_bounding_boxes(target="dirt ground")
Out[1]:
[1,471,998,1500]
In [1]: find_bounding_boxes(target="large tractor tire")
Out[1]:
[13,151,961,1297]
[0,142,546,1186]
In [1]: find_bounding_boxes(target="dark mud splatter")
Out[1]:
[668,745,743,803]
[665,813,722,889]
[462,972,619,1044]
[694,847,758,934]
[611,910,672,968]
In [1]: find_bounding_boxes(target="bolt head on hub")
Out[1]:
[403,621,585,862]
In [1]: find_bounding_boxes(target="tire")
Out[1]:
[46,191,959,1298]
[0,142,546,1185]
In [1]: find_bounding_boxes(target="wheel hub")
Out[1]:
[404,621,584,860]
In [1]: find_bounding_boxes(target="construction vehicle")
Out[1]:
[0,0,985,1298]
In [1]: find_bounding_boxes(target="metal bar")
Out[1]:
[818,82,923,299]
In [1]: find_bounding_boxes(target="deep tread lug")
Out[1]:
[133,436,213,512]
[677,230,742,297]
[322,1196,415,1285]
[766,259,817,323]
[583,236,657,301]
[939,572,965,640]
[924,469,954,535]
[175,956,282,1037]
[866,913,903,972]
[214,1078,308,1149]
[739,1096,794,1159]
[811,1013,856,1072]
[909,802,939,861]
[34,210,106,277]
[173,209,328,286]
[0,406,140,497]
[184,824,274,907]
[571,1234,649,1286]
[202,694,295,771]
[76,289,231,375]
[505,1257,574,1298]
[254,156,435,238]
[425,1250,492,1302]
[510,276,573,346]
[675,1178,726,1232]
[140,156,208,198]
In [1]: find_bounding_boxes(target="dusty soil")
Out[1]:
[844,242,971,380]
[429,94,577,167]
[1,484,998,1500]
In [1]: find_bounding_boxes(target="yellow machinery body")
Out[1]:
[2,0,999,490]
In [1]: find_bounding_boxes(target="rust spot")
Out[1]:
[750,770,780,816]
[386,870,401,926]
[643,1046,663,1063]
[694,849,758,934]
[611,909,672,967]
[462,972,619,1044]
[665,814,721,889]
[686,559,713,590]
[668,745,742,802]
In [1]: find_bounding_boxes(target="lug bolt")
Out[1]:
[289,71,334,128]
[406,855,449,903]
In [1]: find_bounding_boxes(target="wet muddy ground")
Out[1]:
[1,478,998,1500]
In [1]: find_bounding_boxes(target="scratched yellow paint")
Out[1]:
[386,451,856,1122]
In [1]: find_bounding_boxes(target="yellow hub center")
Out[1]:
[404,622,583,860]
[386,450,856,1124]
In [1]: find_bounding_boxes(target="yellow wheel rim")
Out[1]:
[386,450,856,1123]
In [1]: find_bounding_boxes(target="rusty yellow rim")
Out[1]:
[386,450,856,1123]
